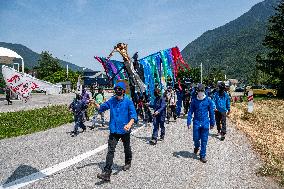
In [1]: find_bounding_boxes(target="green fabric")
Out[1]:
[95,93,104,104]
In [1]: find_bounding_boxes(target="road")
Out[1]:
[0,112,280,189]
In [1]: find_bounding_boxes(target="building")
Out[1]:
[83,71,109,88]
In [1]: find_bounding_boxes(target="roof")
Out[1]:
[0,47,23,64]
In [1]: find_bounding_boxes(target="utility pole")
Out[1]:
[200,62,203,84]
[66,64,69,78]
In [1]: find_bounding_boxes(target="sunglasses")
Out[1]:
[115,87,123,91]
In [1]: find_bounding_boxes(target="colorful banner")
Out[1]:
[2,65,62,101]
[95,46,189,102]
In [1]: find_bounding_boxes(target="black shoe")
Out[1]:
[122,164,131,171]
[220,135,225,141]
[149,139,157,145]
[194,148,199,154]
[71,131,78,137]
[159,136,164,141]
[200,157,207,163]
[82,127,86,132]
[97,172,111,182]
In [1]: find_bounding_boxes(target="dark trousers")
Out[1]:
[6,96,12,105]
[104,133,132,173]
[167,105,176,120]
[152,116,165,140]
[74,115,86,132]
[215,111,227,134]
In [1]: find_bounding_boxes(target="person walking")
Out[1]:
[69,94,87,137]
[96,81,137,182]
[91,87,105,128]
[212,82,231,141]
[149,88,167,145]
[166,86,177,124]
[81,88,90,121]
[187,84,215,163]
[5,87,12,105]
[176,86,183,117]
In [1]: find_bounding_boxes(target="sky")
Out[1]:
[0,0,264,71]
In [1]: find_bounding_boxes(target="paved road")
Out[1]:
[0,113,280,189]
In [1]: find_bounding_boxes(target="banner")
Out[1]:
[2,65,62,101]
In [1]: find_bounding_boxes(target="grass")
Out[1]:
[0,105,95,140]
[230,99,284,186]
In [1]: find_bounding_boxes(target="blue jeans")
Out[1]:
[193,126,209,158]
[152,116,165,140]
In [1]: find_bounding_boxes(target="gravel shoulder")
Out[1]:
[0,113,281,189]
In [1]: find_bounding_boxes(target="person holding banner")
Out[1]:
[212,82,231,141]
[95,81,137,182]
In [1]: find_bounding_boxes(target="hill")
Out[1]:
[181,0,279,82]
[0,42,88,72]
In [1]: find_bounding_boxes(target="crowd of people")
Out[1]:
[68,81,231,182]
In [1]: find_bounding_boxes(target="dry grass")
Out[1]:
[230,99,284,186]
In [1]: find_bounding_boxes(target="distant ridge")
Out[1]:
[0,42,92,71]
[181,0,279,81]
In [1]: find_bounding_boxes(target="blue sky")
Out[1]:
[0,0,263,70]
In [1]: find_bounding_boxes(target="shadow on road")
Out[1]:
[209,133,221,140]
[76,161,123,185]
[2,164,45,187]
[173,151,199,160]
[132,135,151,143]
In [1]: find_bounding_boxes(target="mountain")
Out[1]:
[181,0,280,82]
[0,42,90,72]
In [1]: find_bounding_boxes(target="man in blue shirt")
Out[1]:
[95,81,137,182]
[212,82,231,141]
[187,84,215,163]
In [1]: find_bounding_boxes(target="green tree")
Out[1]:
[43,70,81,88]
[177,67,201,83]
[203,67,225,85]
[37,51,62,79]
[257,0,284,94]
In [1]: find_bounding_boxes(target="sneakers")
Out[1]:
[159,136,164,141]
[200,157,207,163]
[97,172,111,182]
[149,139,157,145]
[194,148,199,154]
[122,163,131,171]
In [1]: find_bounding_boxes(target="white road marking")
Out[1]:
[1,126,144,189]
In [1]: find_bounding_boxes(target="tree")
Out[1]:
[177,67,201,83]
[37,51,62,79]
[43,70,81,88]
[257,0,284,94]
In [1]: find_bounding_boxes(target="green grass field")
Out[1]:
[0,105,74,139]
